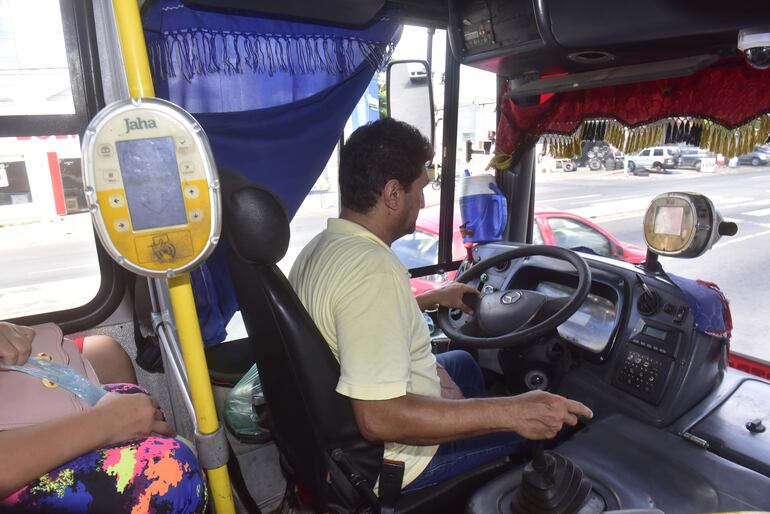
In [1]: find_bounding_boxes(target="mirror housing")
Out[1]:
[643,192,737,259]
[386,60,435,149]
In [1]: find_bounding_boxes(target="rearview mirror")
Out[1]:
[643,192,737,259]
[386,60,435,149]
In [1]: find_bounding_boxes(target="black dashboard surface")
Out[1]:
[459,243,723,427]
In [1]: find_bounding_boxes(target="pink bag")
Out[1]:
[0,323,100,431]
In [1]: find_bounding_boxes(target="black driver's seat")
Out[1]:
[221,172,510,513]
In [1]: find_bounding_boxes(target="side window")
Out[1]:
[387,26,450,270]
[391,229,439,269]
[545,217,611,257]
[383,27,496,275]
[270,26,448,298]
[640,150,650,156]
[0,1,75,116]
[0,0,102,320]
[653,149,664,156]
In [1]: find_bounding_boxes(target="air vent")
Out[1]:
[638,291,660,316]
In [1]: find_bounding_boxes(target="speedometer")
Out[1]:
[536,281,617,353]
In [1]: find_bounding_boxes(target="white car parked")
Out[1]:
[625,146,679,173]
[407,62,428,82]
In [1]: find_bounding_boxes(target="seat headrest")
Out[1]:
[220,169,290,265]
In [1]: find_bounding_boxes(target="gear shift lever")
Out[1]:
[510,440,591,513]
[510,342,592,514]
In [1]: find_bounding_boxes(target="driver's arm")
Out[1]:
[351,390,592,445]
[416,282,479,313]
[336,269,592,444]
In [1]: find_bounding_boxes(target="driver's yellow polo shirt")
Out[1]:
[289,218,440,488]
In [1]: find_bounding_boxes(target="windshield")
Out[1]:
[528,139,768,363]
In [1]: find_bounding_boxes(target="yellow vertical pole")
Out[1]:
[111,2,235,512]
[168,275,235,513]
[112,0,154,98]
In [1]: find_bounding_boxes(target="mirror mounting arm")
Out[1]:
[643,250,662,274]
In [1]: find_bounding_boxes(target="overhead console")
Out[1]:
[448,0,770,79]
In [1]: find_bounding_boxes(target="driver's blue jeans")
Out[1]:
[401,350,528,493]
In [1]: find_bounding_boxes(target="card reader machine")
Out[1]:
[81,97,220,277]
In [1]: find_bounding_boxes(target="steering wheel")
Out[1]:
[438,245,591,348]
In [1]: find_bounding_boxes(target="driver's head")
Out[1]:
[340,118,432,219]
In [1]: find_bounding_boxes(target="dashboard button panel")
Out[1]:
[613,347,672,405]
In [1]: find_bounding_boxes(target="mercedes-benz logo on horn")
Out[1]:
[501,291,522,305]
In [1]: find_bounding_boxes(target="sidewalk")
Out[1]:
[0,213,93,252]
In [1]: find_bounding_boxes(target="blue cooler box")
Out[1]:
[458,175,508,244]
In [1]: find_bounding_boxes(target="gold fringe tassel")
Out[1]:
[487,113,770,171]
[486,150,514,171]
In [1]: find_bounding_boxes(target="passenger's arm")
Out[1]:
[416,282,479,313]
[0,392,173,499]
[351,390,592,445]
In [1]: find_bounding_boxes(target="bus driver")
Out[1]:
[289,118,593,492]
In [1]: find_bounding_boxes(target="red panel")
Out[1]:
[47,152,66,215]
[729,352,770,381]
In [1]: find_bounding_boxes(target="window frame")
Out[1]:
[2,0,124,333]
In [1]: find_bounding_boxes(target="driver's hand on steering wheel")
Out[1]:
[417,282,479,314]
[507,390,593,440]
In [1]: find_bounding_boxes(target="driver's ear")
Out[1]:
[383,179,401,211]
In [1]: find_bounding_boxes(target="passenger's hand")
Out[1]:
[418,282,480,314]
[0,322,35,367]
[93,392,175,445]
[507,390,593,440]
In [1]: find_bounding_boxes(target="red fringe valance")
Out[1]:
[490,59,770,170]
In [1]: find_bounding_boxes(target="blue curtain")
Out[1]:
[142,1,401,346]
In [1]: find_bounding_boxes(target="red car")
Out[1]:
[392,204,646,295]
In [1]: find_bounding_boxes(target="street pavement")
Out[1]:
[0,214,100,319]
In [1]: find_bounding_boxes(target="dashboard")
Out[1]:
[458,242,725,427]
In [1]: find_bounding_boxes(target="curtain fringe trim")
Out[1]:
[489,113,770,170]
[147,29,396,81]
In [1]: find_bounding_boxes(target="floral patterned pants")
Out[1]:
[0,384,207,513]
